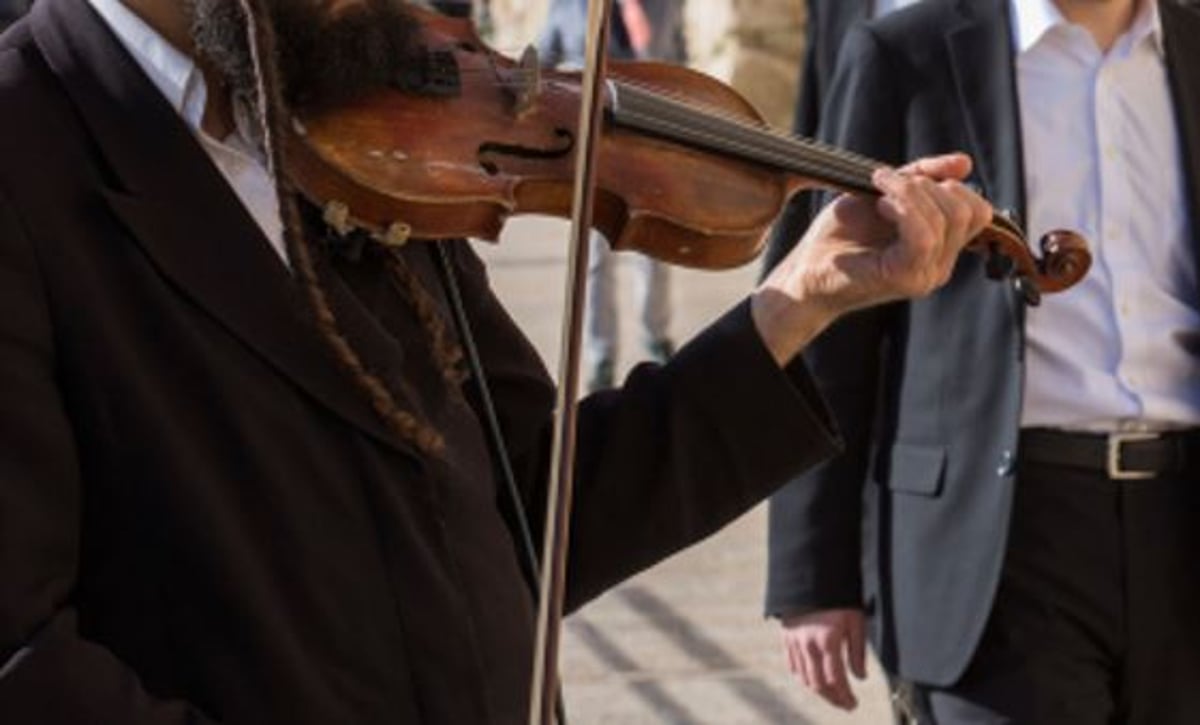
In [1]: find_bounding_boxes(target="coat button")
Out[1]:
[996,449,1016,477]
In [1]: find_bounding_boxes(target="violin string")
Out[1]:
[451,67,880,178]
[607,80,882,186]
[459,68,885,185]
[432,53,898,190]
[442,68,868,176]
[611,109,875,192]
[613,105,872,188]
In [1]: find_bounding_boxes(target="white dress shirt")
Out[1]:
[85,0,288,264]
[1015,0,1200,430]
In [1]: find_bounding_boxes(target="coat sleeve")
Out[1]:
[566,300,843,608]
[0,188,219,724]
[764,23,906,617]
[441,242,843,612]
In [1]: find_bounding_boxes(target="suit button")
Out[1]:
[997,449,1016,477]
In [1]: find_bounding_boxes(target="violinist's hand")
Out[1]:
[752,153,992,365]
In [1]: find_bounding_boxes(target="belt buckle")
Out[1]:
[1106,431,1159,480]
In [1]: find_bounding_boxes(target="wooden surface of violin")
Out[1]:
[285,5,1091,299]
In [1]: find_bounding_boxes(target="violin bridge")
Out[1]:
[513,45,542,117]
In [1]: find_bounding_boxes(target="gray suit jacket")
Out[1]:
[765,0,1200,686]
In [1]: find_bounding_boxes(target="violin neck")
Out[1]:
[607,81,881,195]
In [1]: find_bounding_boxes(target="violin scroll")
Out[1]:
[970,214,1091,306]
[1037,229,1091,293]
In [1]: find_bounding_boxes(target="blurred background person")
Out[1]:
[763,1,921,715]
[763,1,925,711]
[538,0,681,391]
[765,0,1200,722]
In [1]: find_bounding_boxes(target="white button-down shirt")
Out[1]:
[85,0,288,264]
[1016,0,1200,430]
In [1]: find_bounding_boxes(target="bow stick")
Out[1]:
[528,0,616,722]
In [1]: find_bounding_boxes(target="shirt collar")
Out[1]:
[1011,0,1065,55]
[1130,0,1165,57]
[85,0,208,130]
[1010,0,1164,58]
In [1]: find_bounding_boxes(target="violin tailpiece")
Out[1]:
[392,50,461,98]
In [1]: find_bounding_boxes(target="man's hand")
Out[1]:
[781,608,868,711]
[752,153,992,365]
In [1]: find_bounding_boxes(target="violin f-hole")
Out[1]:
[477,128,575,175]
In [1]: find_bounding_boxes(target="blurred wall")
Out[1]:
[488,0,806,130]
[684,0,804,130]
[488,0,550,51]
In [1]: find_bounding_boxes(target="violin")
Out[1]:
[284,5,1091,305]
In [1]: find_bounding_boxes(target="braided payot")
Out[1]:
[233,0,449,456]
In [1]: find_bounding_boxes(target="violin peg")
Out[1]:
[378,222,413,249]
[985,244,1015,280]
[1014,275,1042,307]
[322,201,354,237]
[998,208,1023,230]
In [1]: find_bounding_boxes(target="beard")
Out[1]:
[186,0,423,111]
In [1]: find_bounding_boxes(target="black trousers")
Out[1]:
[906,460,1200,724]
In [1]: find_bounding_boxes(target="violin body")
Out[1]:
[287,8,790,268]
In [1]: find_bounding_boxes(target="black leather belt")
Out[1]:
[1019,428,1200,480]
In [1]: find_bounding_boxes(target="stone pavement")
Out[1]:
[477,217,891,725]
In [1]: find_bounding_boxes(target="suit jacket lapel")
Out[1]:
[30,0,414,456]
[823,0,872,84]
[1162,0,1200,261]
[944,0,1025,222]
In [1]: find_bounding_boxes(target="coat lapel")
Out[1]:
[1162,0,1200,262]
[825,0,872,82]
[30,0,415,456]
[944,0,1025,222]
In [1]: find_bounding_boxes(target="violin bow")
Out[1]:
[528,0,615,722]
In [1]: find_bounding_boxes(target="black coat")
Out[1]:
[765,0,1200,686]
[0,0,30,29]
[0,0,842,722]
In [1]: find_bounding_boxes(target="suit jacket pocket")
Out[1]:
[879,442,947,496]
